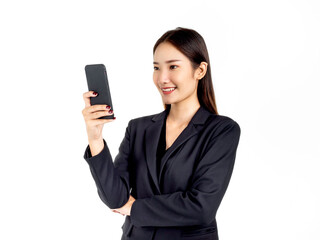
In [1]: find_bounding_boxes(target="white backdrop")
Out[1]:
[1,0,319,239]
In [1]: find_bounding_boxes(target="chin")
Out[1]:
[164,100,177,105]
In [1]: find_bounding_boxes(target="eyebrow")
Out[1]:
[153,59,182,64]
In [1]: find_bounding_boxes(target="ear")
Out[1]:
[195,62,208,80]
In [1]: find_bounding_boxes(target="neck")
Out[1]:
[167,100,201,126]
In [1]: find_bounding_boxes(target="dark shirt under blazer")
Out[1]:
[83,105,241,240]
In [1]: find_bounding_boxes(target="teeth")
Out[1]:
[162,87,176,92]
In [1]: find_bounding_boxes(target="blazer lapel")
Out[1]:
[145,109,168,194]
[145,105,213,194]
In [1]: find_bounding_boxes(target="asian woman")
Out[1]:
[81,27,241,240]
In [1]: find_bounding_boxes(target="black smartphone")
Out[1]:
[85,64,115,119]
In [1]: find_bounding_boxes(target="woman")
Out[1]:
[82,27,241,240]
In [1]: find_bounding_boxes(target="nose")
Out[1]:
[156,69,170,85]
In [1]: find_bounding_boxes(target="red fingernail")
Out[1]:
[93,91,98,95]
[113,117,116,120]
[108,110,113,114]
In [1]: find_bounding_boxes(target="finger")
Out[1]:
[84,118,115,128]
[83,91,98,108]
[93,118,116,125]
[87,104,112,114]
[82,105,112,121]
[90,110,114,120]
[113,210,122,215]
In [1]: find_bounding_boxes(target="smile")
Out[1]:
[162,87,176,94]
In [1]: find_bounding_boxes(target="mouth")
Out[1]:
[161,87,177,94]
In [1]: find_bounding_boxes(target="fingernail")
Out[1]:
[108,110,113,114]
[113,117,116,120]
[106,106,111,110]
[93,91,98,95]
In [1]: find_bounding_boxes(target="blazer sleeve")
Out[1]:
[83,120,132,209]
[130,120,241,227]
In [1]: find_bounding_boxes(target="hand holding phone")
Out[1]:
[85,64,115,119]
[82,64,116,152]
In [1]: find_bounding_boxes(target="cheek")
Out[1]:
[174,72,188,86]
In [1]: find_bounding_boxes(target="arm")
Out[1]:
[88,138,105,157]
[130,120,241,227]
[83,120,133,209]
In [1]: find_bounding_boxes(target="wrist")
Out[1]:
[88,136,103,144]
[88,138,104,157]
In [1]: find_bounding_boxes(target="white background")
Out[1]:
[1,0,319,239]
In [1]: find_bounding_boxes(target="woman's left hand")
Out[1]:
[111,195,136,216]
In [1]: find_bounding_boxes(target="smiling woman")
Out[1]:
[152,27,217,115]
[82,27,241,240]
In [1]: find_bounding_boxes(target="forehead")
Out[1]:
[153,42,187,62]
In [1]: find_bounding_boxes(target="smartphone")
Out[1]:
[85,64,115,119]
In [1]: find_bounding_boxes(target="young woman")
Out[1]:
[82,27,241,240]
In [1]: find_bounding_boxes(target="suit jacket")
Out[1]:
[83,105,241,240]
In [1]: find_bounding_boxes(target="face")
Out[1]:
[153,42,201,107]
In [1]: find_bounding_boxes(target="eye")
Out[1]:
[170,65,178,70]
[154,66,159,70]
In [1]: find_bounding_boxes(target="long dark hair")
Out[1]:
[153,27,218,115]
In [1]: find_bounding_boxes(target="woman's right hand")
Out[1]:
[82,91,115,142]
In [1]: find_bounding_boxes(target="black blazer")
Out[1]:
[83,105,241,240]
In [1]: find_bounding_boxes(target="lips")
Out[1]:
[162,87,176,94]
